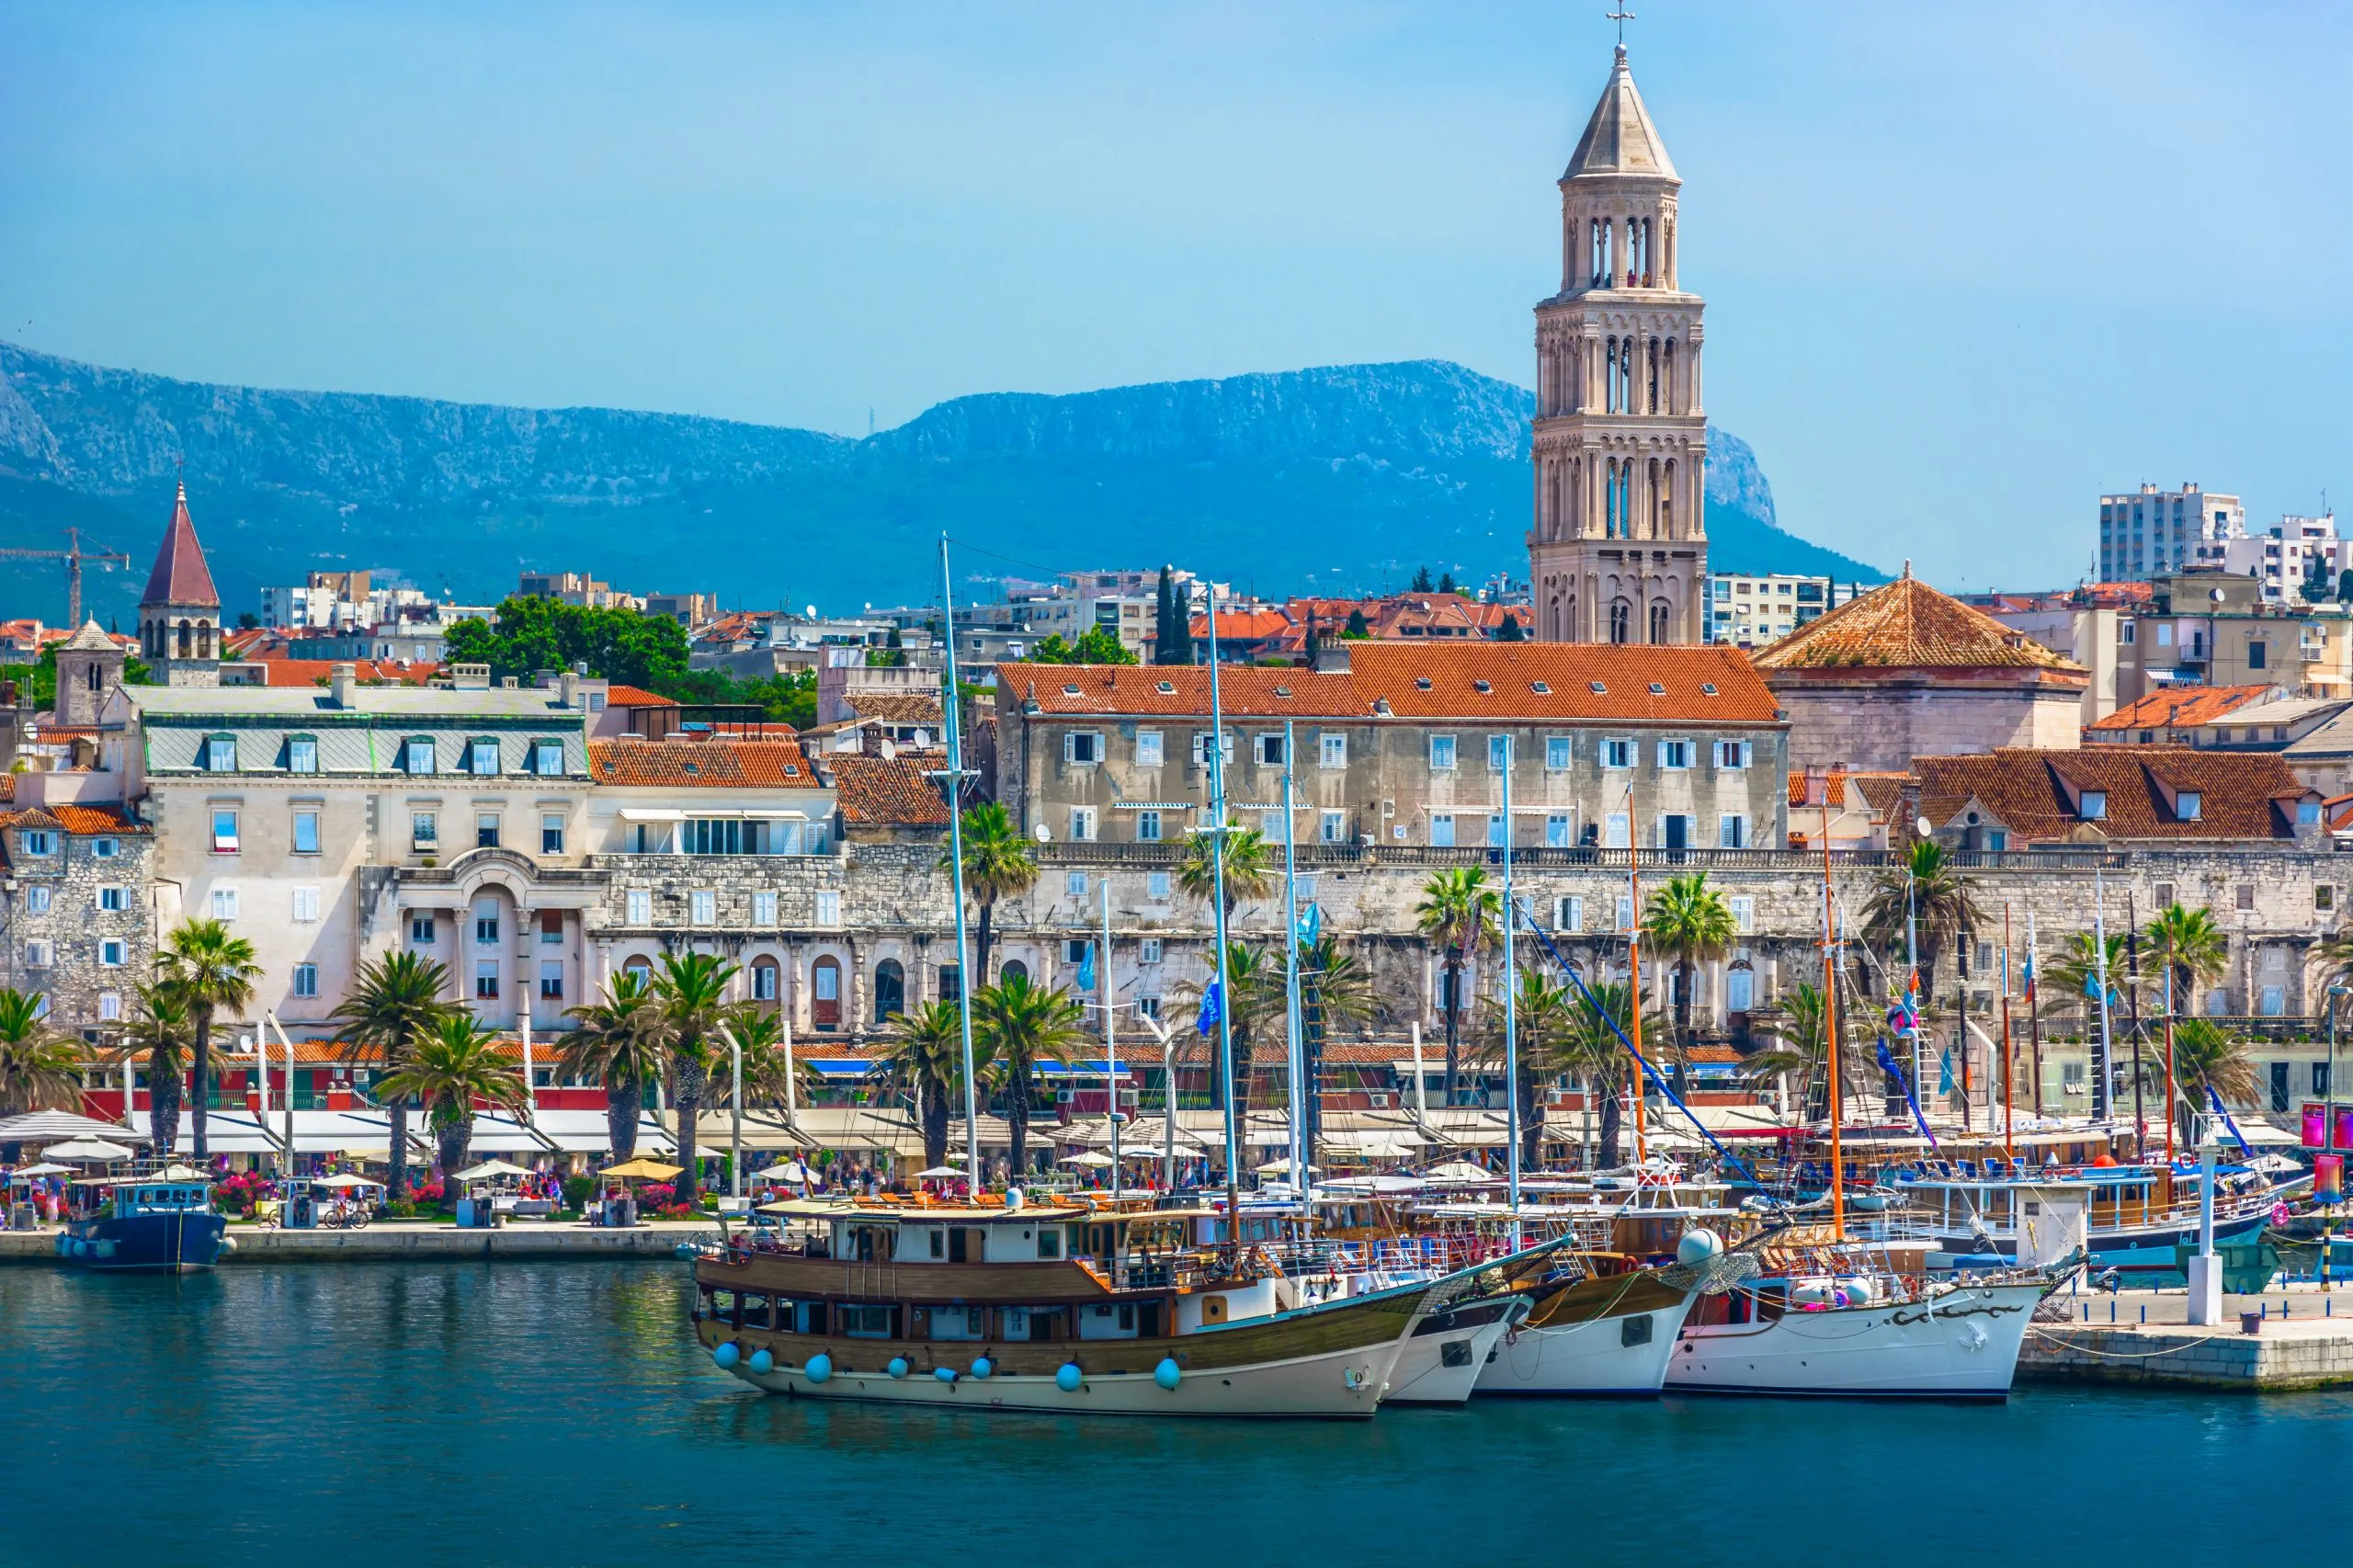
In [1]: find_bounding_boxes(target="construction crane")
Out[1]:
[0,528,134,629]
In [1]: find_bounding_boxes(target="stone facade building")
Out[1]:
[0,803,153,1040]
[1755,568,2088,772]
[1529,44,1708,646]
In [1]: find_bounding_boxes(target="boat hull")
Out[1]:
[1383,1295,1528,1407]
[1665,1280,2045,1400]
[1473,1271,1697,1397]
[58,1212,227,1273]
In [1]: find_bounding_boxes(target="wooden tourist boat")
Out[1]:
[689,1194,1485,1418]
[1887,1162,2302,1283]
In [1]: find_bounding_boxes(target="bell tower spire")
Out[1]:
[1529,40,1707,645]
[139,480,223,687]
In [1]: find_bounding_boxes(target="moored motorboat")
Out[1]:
[57,1169,228,1273]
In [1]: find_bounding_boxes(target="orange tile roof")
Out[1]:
[1915,746,2308,844]
[829,750,951,826]
[604,685,671,707]
[997,642,1777,724]
[1754,568,2086,678]
[50,804,147,836]
[239,656,438,687]
[587,736,822,788]
[1785,768,1912,811]
[1188,609,1293,640]
[141,482,221,608]
[2086,683,2278,733]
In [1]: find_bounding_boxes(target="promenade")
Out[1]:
[0,1220,721,1264]
[2021,1284,2353,1390]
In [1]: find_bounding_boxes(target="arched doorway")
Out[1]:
[873,959,905,1025]
[750,957,781,1007]
[999,959,1029,986]
[813,957,842,1032]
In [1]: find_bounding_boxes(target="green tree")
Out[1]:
[443,596,694,688]
[2338,568,2353,604]
[115,987,193,1160]
[1495,610,1525,642]
[1029,626,1137,665]
[1478,967,1576,1168]
[2146,903,2229,1017]
[1861,839,1985,1110]
[329,951,458,1200]
[560,970,666,1162]
[2037,931,2137,1024]
[1174,941,1282,1113]
[157,918,260,1161]
[0,990,79,1163]
[1342,608,1371,640]
[1177,824,1274,918]
[2170,1017,2257,1108]
[709,1006,821,1128]
[650,951,742,1199]
[1415,867,1500,1105]
[1410,566,1435,594]
[870,1000,972,1171]
[1742,982,1864,1121]
[944,801,1039,982]
[972,972,1088,1176]
[1641,872,1738,1089]
[1557,981,1664,1169]
[371,1014,529,1188]
[1153,566,1194,665]
[1437,571,1458,596]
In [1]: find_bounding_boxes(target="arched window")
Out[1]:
[812,957,843,1031]
[999,958,1029,986]
[873,959,905,1025]
[1646,337,1661,414]
[84,662,101,693]
[1660,459,1676,538]
[1608,600,1631,644]
[176,619,192,659]
[1547,594,1563,640]
[1725,963,1755,1015]
[1603,337,1619,413]
[1662,339,1677,414]
[1650,601,1671,644]
[1647,458,1662,538]
[750,957,781,1006]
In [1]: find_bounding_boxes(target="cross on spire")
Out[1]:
[1606,6,1635,48]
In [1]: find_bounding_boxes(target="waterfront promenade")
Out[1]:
[2022,1283,2353,1390]
[0,1218,721,1263]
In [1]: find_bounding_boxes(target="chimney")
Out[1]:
[1312,640,1352,675]
[330,663,358,709]
[560,670,581,709]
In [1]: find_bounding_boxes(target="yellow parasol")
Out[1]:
[600,1156,685,1180]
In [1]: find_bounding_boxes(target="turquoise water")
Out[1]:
[5,1261,2346,1567]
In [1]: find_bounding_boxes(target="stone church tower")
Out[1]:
[1529,44,1708,644]
[139,481,223,687]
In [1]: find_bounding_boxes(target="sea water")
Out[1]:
[4,1261,2343,1567]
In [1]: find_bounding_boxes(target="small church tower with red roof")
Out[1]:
[139,481,223,687]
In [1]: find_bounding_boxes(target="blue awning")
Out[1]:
[1033,1061,1131,1078]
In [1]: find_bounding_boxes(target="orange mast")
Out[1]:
[1819,785,1844,1241]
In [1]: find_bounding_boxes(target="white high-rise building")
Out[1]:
[2097,483,2243,582]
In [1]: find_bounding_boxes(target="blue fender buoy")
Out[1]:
[805,1353,833,1384]
[1154,1358,1182,1391]
[747,1348,773,1375]
[935,1365,959,1383]
[1055,1362,1083,1392]
[712,1341,741,1369]
[887,1357,910,1379]
[970,1357,993,1380]
[53,1233,67,1256]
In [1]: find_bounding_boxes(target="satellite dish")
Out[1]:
[1915,817,1933,837]
[805,605,817,619]
[1034,823,1052,843]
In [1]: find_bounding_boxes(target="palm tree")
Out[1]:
[370,1014,529,1190]
[1556,981,1663,1169]
[2170,1017,2257,1109]
[1640,872,1738,1090]
[1415,867,1500,1105]
[1172,941,1282,1111]
[2307,920,2353,1023]
[870,1000,972,1171]
[0,989,79,1164]
[116,986,194,1160]
[329,950,456,1200]
[2037,931,2138,1025]
[1860,841,1987,1012]
[1177,824,1274,919]
[1742,982,1865,1122]
[156,918,260,1161]
[560,969,665,1162]
[2146,903,2229,1017]
[944,801,1037,983]
[650,951,741,1200]
[971,971,1087,1176]
[719,1005,821,1113]
[1477,967,1575,1169]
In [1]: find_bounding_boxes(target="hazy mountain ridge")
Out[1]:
[0,342,1878,624]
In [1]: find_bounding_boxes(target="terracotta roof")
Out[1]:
[1785,768,1911,811]
[846,692,943,724]
[2087,683,2279,734]
[588,736,821,788]
[140,482,221,608]
[1915,746,2310,844]
[0,808,62,833]
[1753,567,2085,678]
[50,804,147,835]
[603,685,672,707]
[60,620,118,653]
[1188,609,1293,641]
[829,750,951,826]
[995,642,1778,724]
[233,657,438,687]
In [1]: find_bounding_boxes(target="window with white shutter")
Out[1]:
[291,885,322,923]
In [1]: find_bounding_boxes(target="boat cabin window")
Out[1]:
[840,1305,895,1338]
[1079,1302,1141,1340]
[928,1305,983,1340]
[1036,1227,1062,1259]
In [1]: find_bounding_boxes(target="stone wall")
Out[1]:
[1775,681,2081,774]
[0,823,155,1036]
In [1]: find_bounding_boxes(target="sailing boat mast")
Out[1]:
[1501,734,1521,1250]
[1623,785,1647,1168]
[1820,785,1845,1241]
[937,536,983,1187]
[1204,585,1243,1239]
[1279,717,1307,1211]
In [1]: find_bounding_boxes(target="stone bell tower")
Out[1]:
[1529,44,1709,644]
[139,481,223,687]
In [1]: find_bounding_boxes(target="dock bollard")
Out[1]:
[2140,1305,2146,1324]
[2109,1301,2117,1324]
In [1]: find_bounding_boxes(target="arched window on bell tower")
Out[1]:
[1650,600,1670,643]
[1662,339,1676,415]
[1609,599,1631,643]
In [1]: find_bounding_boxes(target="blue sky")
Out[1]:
[2,0,2347,586]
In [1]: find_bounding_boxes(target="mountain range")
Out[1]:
[0,342,1880,628]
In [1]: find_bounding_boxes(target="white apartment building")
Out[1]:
[259,574,432,631]
[2097,483,2245,582]
[2209,514,2345,604]
[1702,574,1861,647]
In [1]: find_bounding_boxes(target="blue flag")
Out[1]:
[1195,981,1222,1037]
[1297,900,1321,948]
[1874,1035,1939,1149]
[1938,1048,1954,1097]
[1077,944,1096,993]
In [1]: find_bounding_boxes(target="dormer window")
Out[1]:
[1155,681,1175,695]
[531,740,564,777]
[1415,676,1433,690]
[2078,790,2108,820]
[202,734,236,772]
[1589,682,1607,695]
[404,738,437,776]
[286,736,318,774]
[1061,684,1080,697]
[1473,680,1492,694]
[1531,681,1551,694]
[1700,683,1719,696]
[469,739,501,776]
[2175,790,2202,821]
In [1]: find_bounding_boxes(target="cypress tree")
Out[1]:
[1495,610,1525,642]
